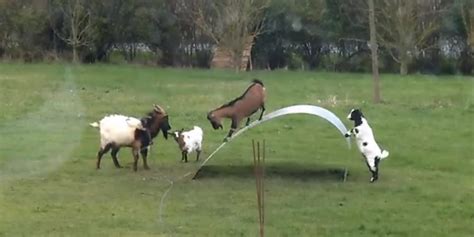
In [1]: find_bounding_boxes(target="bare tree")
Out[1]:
[375,0,445,75]
[179,0,269,70]
[457,0,474,74]
[49,0,94,63]
[458,0,473,49]
[368,0,381,103]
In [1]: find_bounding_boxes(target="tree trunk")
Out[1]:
[368,0,381,103]
[400,59,408,75]
[240,35,255,71]
[72,45,79,63]
[71,2,78,64]
[399,47,409,75]
[211,46,235,69]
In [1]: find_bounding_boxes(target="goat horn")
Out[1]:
[154,104,166,114]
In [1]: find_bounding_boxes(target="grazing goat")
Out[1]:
[171,126,203,162]
[90,104,171,171]
[345,109,389,182]
[207,79,266,141]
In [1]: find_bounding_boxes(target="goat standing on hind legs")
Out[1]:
[90,104,171,171]
[207,79,266,142]
[345,109,389,182]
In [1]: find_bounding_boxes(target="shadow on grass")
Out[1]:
[194,163,348,181]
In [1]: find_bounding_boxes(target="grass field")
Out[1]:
[0,63,473,237]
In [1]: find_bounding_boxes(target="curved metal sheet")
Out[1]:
[232,105,350,142]
[193,105,351,178]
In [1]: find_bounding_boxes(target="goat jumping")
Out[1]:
[90,104,171,171]
[207,79,266,141]
[345,109,389,182]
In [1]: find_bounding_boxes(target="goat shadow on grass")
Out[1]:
[194,164,348,182]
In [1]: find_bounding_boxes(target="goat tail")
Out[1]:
[380,150,389,159]
[89,122,100,128]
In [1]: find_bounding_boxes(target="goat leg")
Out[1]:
[345,128,353,137]
[96,151,104,169]
[224,129,234,142]
[196,150,201,161]
[141,148,150,170]
[370,157,380,182]
[132,149,140,171]
[245,117,251,126]
[258,105,266,120]
[111,147,122,168]
[225,120,238,141]
[370,170,378,182]
[96,144,112,169]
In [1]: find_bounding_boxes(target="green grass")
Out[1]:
[0,63,473,237]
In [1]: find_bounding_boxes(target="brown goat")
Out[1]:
[92,104,171,171]
[207,79,266,141]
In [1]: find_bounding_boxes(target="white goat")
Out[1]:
[345,109,389,182]
[90,115,152,170]
[89,104,171,171]
[171,126,203,162]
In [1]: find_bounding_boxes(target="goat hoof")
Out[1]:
[144,166,150,170]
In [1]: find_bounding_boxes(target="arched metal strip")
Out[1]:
[193,105,351,178]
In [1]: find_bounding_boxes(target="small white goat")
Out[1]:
[345,109,389,182]
[171,126,203,162]
[90,105,171,171]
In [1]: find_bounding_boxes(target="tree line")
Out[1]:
[0,0,472,75]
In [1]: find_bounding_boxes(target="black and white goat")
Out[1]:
[90,104,171,171]
[345,109,389,182]
[207,79,266,141]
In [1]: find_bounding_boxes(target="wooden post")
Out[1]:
[368,0,381,103]
[252,139,265,237]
